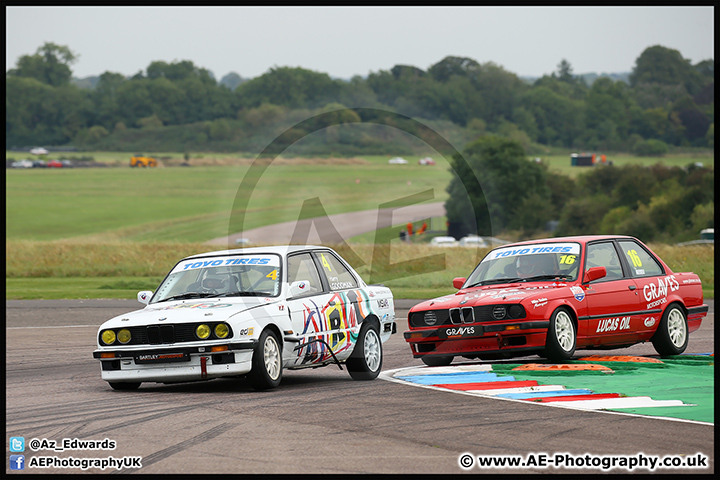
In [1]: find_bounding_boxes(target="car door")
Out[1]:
[617,239,672,340]
[580,240,643,346]
[309,250,364,361]
[285,252,335,367]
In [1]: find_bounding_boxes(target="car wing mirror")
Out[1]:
[453,277,467,289]
[583,266,607,283]
[137,290,153,305]
[289,280,311,298]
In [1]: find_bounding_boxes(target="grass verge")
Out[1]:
[5,241,713,300]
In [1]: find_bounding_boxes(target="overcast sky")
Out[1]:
[5,6,714,81]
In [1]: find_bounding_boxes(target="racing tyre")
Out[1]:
[108,382,141,391]
[544,308,576,361]
[347,322,382,380]
[248,329,282,390]
[651,304,688,356]
[421,356,454,367]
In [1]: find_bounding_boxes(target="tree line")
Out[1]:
[5,43,714,154]
[446,136,713,243]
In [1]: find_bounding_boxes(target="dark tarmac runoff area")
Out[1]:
[5,299,714,474]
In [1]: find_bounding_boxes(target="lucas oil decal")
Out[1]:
[596,316,631,333]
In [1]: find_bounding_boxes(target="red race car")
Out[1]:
[404,235,707,366]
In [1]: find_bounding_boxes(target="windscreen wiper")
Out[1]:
[521,274,573,281]
[157,292,216,303]
[215,291,270,297]
[466,277,524,287]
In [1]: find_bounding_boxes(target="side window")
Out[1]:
[585,242,624,281]
[287,253,323,295]
[618,241,663,278]
[315,252,358,291]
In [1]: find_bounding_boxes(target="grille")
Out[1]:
[100,323,231,346]
[410,304,526,327]
[449,307,474,324]
[146,325,175,344]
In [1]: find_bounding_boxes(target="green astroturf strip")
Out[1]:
[492,357,714,423]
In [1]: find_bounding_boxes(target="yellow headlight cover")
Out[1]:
[117,329,132,344]
[214,323,230,338]
[102,330,116,345]
[196,324,211,339]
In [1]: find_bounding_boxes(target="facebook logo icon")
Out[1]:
[10,437,25,452]
[10,455,25,470]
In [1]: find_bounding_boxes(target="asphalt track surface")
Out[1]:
[206,202,446,246]
[5,299,714,474]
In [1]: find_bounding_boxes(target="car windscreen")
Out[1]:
[151,254,282,303]
[464,242,581,287]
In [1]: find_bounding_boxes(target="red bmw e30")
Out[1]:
[404,235,708,366]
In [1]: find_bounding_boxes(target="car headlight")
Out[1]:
[117,329,132,344]
[424,311,438,326]
[101,329,116,345]
[508,304,526,319]
[492,305,507,320]
[196,324,211,340]
[214,323,230,339]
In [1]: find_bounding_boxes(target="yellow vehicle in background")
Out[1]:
[130,155,157,168]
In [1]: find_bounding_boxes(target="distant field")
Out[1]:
[6,155,454,242]
[6,151,714,299]
[7,150,712,242]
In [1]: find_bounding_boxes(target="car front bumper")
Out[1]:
[403,321,550,358]
[93,342,255,384]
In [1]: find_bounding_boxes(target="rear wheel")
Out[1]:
[544,308,576,361]
[347,322,383,380]
[247,329,282,390]
[652,304,688,356]
[421,356,453,367]
[108,382,141,391]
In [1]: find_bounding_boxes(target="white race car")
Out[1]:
[93,246,396,390]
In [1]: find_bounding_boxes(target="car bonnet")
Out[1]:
[100,297,280,328]
[411,282,571,311]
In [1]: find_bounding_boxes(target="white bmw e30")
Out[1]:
[93,246,396,390]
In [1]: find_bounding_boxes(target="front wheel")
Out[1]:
[421,356,453,367]
[544,308,576,361]
[247,329,282,390]
[347,322,382,380]
[652,304,688,356]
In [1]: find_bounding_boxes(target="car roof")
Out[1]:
[498,235,636,247]
[182,245,332,260]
